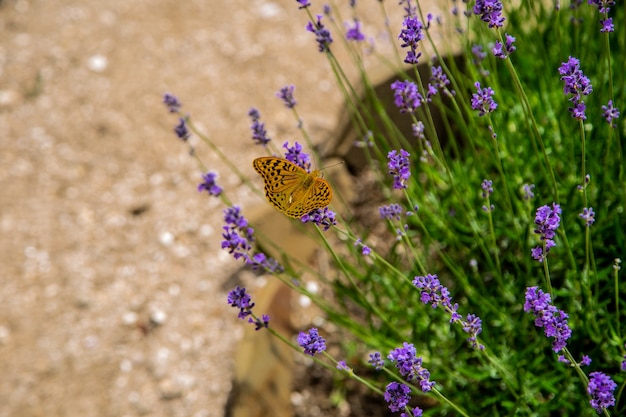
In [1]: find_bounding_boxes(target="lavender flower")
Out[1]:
[301,207,337,230]
[379,203,403,221]
[384,382,411,412]
[297,327,326,356]
[306,15,333,52]
[601,100,620,127]
[492,33,516,58]
[249,108,271,146]
[388,342,435,391]
[531,203,561,262]
[283,141,311,171]
[163,93,181,113]
[412,121,426,139]
[276,85,297,108]
[398,0,416,17]
[390,80,423,113]
[296,0,310,9]
[224,205,249,229]
[481,179,493,197]
[197,171,223,197]
[473,0,505,28]
[588,0,615,14]
[250,314,270,331]
[221,226,252,261]
[249,252,284,273]
[174,117,190,141]
[481,179,494,212]
[471,82,497,116]
[354,239,371,256]
[227,286,255,319]
[579,207,595,226]
[402,408,423,417]
[346,19,365,42]
[222,206,283,271]
[462,314,484,350]
[336,360,350,371]
[471,44,487,64]
[600,17,614,32]
[398,15,424,64]
[429,66,453,98]
[522,183,535,200]
[413,274,456,312]
[523,287,572,352]
[368,352,384,370]
[387,149,411,189]
[587,372,617,412]
[558,56,592,120]
[413,274,484,349]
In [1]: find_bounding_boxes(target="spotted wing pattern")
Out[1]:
[252,157,333,218]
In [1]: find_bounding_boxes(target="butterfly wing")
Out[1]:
[284,176,332,218]
[253,157,305,216]
[253,157,332,218]
[253,157,304,193]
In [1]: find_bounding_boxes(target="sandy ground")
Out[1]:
[0,1,444,416]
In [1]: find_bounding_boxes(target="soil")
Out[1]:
[0,1,444,416]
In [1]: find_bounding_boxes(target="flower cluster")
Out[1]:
[558,354,591,366]
[587,371,617,412]
[473,0,505,28]
[306,14,333,52]
[354,238,371,256]
[558,56,592,120]
[428,65,453,99]
[301,207,337,231]
[368,352,384,370]
[227,286,254,320]
[531,203,561,262]
[523,287,572,352]
[471,82,497,116]
[296,0,310,9]
[227,286,270,330]
[384,382,412,413]
[413,274,484,349]
[588,0,615,32]
[579,207,595,227]
[283,141,311,171]
[391,80,424,114]
[481,179,494,212]
[398,15,424,64]
[163,93,181,113]
[522,183,535,200]
[387,149,411,189]
[174,118,190,141]
[249,108,271,146]
[162,94,190,140]
[197,171,223,197]
[221,206,283,272]
[276,85,297,109]
[601,100,620,127]
[297,327,326,356]
[346,19,365,42]
[492,33,516,59]
[388,342,435,392]
[379,203,403,221]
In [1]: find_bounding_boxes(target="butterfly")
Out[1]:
[252,157,333,218]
